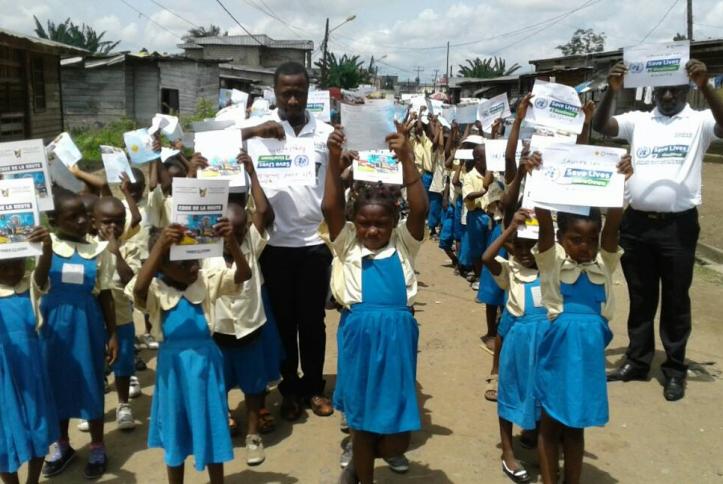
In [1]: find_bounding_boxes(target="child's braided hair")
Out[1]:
[349,181,402,223]
[557,208,602,235]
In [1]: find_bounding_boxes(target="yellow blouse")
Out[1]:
[490,257,540,317]
[321,221,422,308]
[147,186,173,229]
[202,225,269,339]
[532,243,623,321]
[125,267,240,342]
[412,134,434,173]
[462,167,487,211]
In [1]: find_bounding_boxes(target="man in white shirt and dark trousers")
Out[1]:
[242,62,335,419]
[593,59,723,401]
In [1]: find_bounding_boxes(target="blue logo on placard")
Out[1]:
[629,62,645,74]
[534,98,549,109]
[294,154,310,167]
[636,146,651,158]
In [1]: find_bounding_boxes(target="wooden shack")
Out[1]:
[0,28,86,142]
[61,52,222,129]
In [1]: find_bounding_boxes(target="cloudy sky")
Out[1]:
[4,0,723,81]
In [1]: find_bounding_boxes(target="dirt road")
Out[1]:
[21,238,723,483]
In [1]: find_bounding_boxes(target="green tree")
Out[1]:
[673,33,687,40]
[457,56,521,78]
[33,16,120,54]
[183,25,227,40]
[556,28,606,56]
[315,52,371,89]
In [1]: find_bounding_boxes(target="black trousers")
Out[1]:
[619,208,699,379]
[260,243,332,398]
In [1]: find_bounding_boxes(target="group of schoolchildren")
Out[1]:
[411,95,632,484]
[1,88,633,484]
[0,136,285,484]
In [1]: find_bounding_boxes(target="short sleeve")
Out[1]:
[95,249,115,291]
[612,111,642,142]
[120,243,143,275]
[121,220,141,242]
[461,171,475,199]
[147,186,165,228]
[396,223,423,258]
[699,109,721,147]
[491,257,511,290]
[329,222,356,260]
[247,224,269,256]
[532,243,565,319]
[599,246,623,277]
[204,267,241,301]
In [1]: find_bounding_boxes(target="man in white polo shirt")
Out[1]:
[242,62,335,420]
[592,59,723,401]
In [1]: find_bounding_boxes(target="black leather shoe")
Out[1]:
[606,362,648,382]
[663,376,686,401]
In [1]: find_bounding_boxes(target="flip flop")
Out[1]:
[484,375,498,402]
[258,408,276,434]
[501,459,530,483]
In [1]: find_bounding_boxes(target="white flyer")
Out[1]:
[529,133,576,153]
[0,139,53,211]
[454,103,479,124]
[0,178,41,259]
[624,40,690,88]
[526,144,627,208]
[170,178,229,261]
[353,150,403,185]
[194,129,245,187]
[246,137,316,188]
[518,182,590,239]
[263,89,276,104]
[123,128,159,164]
[455,149,474,160]
[149,114,183,140]
[308,90,331,123]
[100,146,136,184]
[45,132,82,168]
[484,139,520,172]
[215,104,248,127]
[341,100,396,151]
[477,93,511,131]
[526,80,584,135]
[219,88,249,110]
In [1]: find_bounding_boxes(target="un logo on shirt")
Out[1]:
[636,146,651,158]
[534,98,549,110]
[294,154,310,167]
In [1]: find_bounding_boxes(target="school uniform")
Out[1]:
[204,225,282,396]
[458,167,489,268]
[452,166,464,242]
[327,221,422,434]
[476,221,506,306]
[0,273,58,473]
[125,268,240,470]
[427,149,445,231]
[613,105,720,378]
[533,243,622,428]
[39,234,114,421]
[491,259,546,430]
[109,241,142,379]
[147,186,173,229]
[438,170,455,251]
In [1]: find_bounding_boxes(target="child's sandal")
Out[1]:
[258,408,275,434]
[484,375,498,402]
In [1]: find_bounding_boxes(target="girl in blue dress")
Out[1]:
[482,209,546,483]
[532,150,630,484]
[323,124,428,484]
[0,227,58,484]
[128,220,251,484]
[39,192,118,480]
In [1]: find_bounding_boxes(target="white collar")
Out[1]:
[51,233,108,259]
[360,241,396,260]
[0,272,30,297]
[651,104,693,120]
[272,108,317,137]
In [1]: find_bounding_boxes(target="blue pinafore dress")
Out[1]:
[497,277,549,430]
[150,298,232,471]
[477,222,507,306]
[459,210,489,268]
[333,253,421,435]
[40,251,106,421]
[535,273,612,429]
[0,289,58,473]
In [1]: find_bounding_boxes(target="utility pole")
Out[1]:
[433,69,439,91]
[446,41,450,81]
[321,18,330,87]
[687,0,693,41]
[413,66,424,88]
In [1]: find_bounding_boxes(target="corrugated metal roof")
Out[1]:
[178,34,313,50]
[61,52,226,68]
[220,63,276,75]
[0,27,88,54]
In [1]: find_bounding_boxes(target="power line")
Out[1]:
[146,0,198,29]
[119,0,185,41]
[214,0,266,46]
[640,0,681,43]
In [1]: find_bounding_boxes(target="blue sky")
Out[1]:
[4,0,723,81]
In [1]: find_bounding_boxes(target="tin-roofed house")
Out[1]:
[60,51,222,129]
[0,28,86,141]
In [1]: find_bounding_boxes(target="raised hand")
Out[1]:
[237,150,255,176]
[617,154,634,180]
[515,93,534,122]
[607,61,627,92]
[686,59,709,89]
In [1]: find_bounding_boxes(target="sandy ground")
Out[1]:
[19,231,723,484]
[700,162,723,249]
